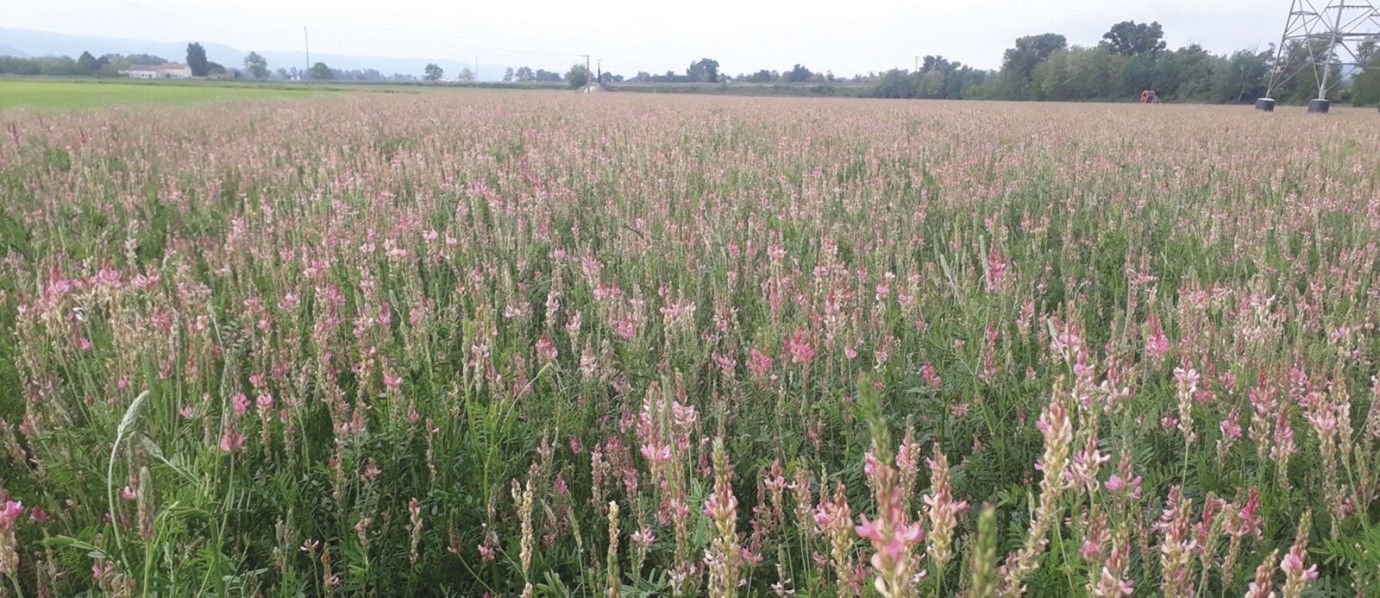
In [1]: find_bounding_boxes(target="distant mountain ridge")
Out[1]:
[0,28,508,80]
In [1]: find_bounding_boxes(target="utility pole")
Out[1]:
[597,59,602,85]
[1316,0,1347,101]
[914,56,919,72]
[1258,0,1380,113]
[475,56,479,82]
[303,27,311,81]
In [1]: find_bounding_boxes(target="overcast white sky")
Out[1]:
[10,0,1283,75]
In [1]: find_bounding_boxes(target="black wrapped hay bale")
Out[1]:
[1255,98,1275,112]
[1308,99,1330,114]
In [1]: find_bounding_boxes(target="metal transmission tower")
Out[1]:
[1256,0,1380,112]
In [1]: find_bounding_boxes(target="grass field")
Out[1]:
[0,79,331,110]
[0,91,1379,596]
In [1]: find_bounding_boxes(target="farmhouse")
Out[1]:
[125,63,193,79]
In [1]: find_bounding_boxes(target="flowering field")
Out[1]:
[0,92,1378,597]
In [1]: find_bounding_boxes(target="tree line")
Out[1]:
[867,21,1380,105]
[7,23,1380,103]
[0,52,191,77]
[602,21,1380,105]
[487,19,1366,105]
[0,43,423,82]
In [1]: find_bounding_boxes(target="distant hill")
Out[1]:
[0,28,509,80]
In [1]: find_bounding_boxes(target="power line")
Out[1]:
[446,44,585,58]
[291,32,586,60]
[281,27,744,77]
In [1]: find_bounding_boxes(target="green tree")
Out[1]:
[424,63,444,81]
[1351,55,1380,106]
[565,63,591,89]
[743,69,777,83]
[1026,46,1125,101]
[1114,53,1158,98]
[97,54,129,77]
[915,55,982,99]
[784,64,813,83]
[687,58,720,83]
[1000,33,1067,98]
[920,55,952,72]
[1030,49,1069,100]
[515,66,535,82]
[186,42,209,76]
[126,54,168,66]
[77,51,98,74]
[1209,49,1270,103]
[1100,21,1167,57]
[1269,40,1345,102]
[457,67,475,83]
[310,62,332,81]
[243,52,269,80]
[871,68,916,98]
[915,70,946,98]
[1155,44,1214,101]
[503,67,515,82]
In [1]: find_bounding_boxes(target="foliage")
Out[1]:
[1100,20,1167,57]
[687,58,720,83]
[76,51,98,74]
[742,69,778,83]
[424,63,444,82]
[309,62,333,81]
[243,52,269,80]
[565,63,591,89]
[871,68,915,98]
[1351,55,1380,106]
[126,54,169,66]
[867,58,989,100]
[871,21,1282,105]
[1000,33,1067,97]
[784,63,814,83]
[185,42,209,77]
[0,56,86,77]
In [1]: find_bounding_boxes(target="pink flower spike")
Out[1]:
[383,371,403,389]
[1,500,23,524]
[231,393,250,416]
[855,514,882,541]
[219,430,245,452]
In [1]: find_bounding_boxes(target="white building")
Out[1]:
[125,63,193,79]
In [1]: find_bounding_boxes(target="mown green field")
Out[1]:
[0,79,326,110]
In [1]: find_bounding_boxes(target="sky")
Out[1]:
[9,0,1286,76]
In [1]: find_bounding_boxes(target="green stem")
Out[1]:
[8,572,24,598]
